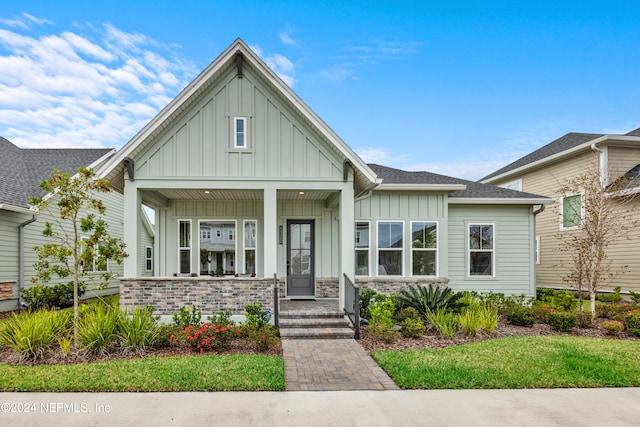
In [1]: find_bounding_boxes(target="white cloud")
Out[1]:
[278,30,297,46]
[250,44,296,87]
[0,20,197,149]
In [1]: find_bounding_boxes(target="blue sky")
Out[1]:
[1,1,639,180]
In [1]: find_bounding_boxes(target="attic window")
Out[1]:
[234,117,247,148]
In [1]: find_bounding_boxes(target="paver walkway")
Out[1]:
[280,299,399,391]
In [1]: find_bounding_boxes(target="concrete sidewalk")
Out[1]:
[2,388,639,426]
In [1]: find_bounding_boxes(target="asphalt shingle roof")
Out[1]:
[0,137,113,208]
[368,164,547,200]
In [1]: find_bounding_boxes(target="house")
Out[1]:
[481,127,640,293]
[98,39,549,316]
[0,137,153,311]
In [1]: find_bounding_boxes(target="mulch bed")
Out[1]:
[357,319,639,352]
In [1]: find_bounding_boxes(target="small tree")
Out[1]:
[30,167,128,345]
[558,157,638,320]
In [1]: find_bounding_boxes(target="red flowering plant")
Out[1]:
[171,323,237,353]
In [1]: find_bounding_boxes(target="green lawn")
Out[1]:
[0,354,285,392]
[372,336,640,389]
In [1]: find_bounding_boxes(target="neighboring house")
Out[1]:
[99,39,549,316]
[481,127,640,293]
[0,137,151,311]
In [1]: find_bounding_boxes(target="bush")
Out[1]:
[395,307,421,324]
[426,310,460,338]
[0,309,71,360]
[624,312,640,337]
[596,302,630,320]
[207,310,235,327]
[396,284,467,322]
[601,320,624,335]
[400,317,426,338]
[546,311,577,332]
[20,282,86,310]
[597,286,622,303]
[359,288,377,319]
[369,299,400,343]
[629,291,640,305]
[505,306,535,327]
[574,310,593,328]
[172,323,238,353]
[246,323,278,351]
[78,301,122,354]
[172,305,202,329]
[552,290,577,312]
[155,323,181,349]
[458,310,482,337]
[530,301,553,323]
[242,302,271,329]
[477,305,499,333]
[118,307,161,354]
[472,291,509,313]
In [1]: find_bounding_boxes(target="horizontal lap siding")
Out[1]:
[447,205,534,297]
[0,210,23,283]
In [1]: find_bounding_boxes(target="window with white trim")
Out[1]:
[355,222,370,276]
[377,221,403,276]
[411,221,437,276]
[81,236,108,273]
[145,246,153,272]
[500,179,522,191]
[234,117,247,148]
[178,220,191,274]
[560,194,583,229]
[244,220,257,275]
[199,220,236,275]
[468,224,494,276]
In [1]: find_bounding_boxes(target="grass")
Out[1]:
[0,354,285,392]
[372,335,640,389]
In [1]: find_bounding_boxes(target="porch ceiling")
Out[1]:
[147,189,334,202]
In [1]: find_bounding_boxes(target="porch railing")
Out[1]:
[343,273,360,339]
[273,273,279,329]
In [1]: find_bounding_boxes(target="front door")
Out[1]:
[287,220,315,297]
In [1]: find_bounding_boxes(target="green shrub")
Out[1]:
[207,310,235,326]
[242,302,271,329]
[395,307,421,324]
[629,291,640,305]
[0,309,71,360]
[601,320,624,335]
[118,307,161,354]
[624,312,640,337]
[246,323,279,351]
[359,288,377,319]
[155,323,181,349]
[546,311,577,332]
[458,310,482,337]
[396,284,467,322]
[536,288,556,303]
[477,305,499,333]
[597,286,622,303]
[505,306,535,327]
[426,310,460,338]
[173,322,238,353]
[20,282,86,310]
[172,305,202,329]
[574,310,593,328]
[400,317,426,338]
[595,302,629,320]
[78,302,122,354]
[530,301,553,323]
[472,291,509,313]
[552,290,577,311]
[369,299,400,343]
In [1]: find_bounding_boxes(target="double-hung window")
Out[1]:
[377,221,403,276]
[469,224,494,276]
[145,246,153,272]
[244,220,257,275]
[178,220,191,274]
[411,221,437,276]
[355,222,370,276]
[561,194,582,229]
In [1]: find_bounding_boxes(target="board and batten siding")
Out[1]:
[133,65,344,182]
[160,199,339,279]
[354,191,449,278]
[447,204,535,297]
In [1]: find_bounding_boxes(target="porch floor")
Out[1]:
[278,298,399,391]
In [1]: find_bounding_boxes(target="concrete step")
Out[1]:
[279,317,350,329]
[279,327,355,339]
[279,311,344,319]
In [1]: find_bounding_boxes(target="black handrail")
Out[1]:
[273,273,279,329]
[343,273,360,339]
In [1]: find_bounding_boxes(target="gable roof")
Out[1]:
[481,126,640,183]
[99,38,380,194]
[369,164,549,204]
[0,137,114,210]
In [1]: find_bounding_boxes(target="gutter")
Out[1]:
[18,214,37,309]
[533,204,545,216]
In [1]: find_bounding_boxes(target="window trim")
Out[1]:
[178,219,192,275]
[198,219,238,276]
[243,219,258,276]
[376,220,404,277]
[535,236,540,265]
[81,236,109,273]
[559,193,584,230]
[355,221,371,277]
[467,223,496,278]
[410,220,439,277]
[145,245,153,272]
[233,117,248,149]
[500,179,522,191]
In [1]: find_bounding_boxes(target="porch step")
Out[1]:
[279,311,345,320]
[279,317,350,329]
[279,327,355,339]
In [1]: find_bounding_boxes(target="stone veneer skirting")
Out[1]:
[0,282,14,300]
[355,277,449,295]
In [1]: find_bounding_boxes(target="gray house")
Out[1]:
[99,39,549,316]
[0,138,122,311]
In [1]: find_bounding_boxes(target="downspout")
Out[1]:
[533,204,545,216]
[591,142,606,186]
[18,214,37,309]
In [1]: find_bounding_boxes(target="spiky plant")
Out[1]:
[396,284,467,321]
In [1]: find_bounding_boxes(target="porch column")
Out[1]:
[263,187,278,277]
[339,185,355,311]
[123,182,141,277]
